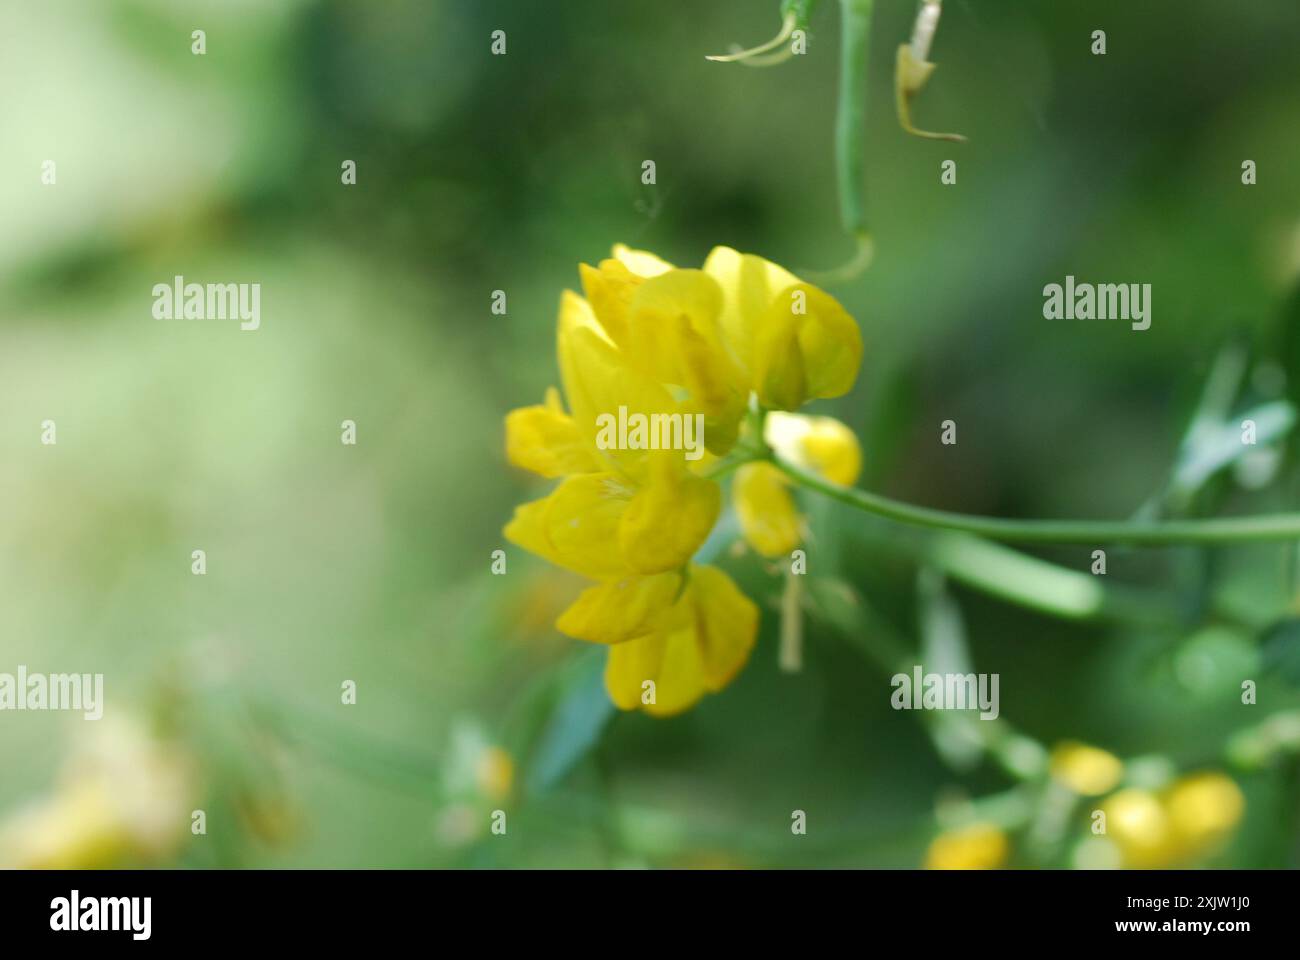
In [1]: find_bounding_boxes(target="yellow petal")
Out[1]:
[689,565,759,691]
[613,243,674,278]
[628,271,742,396]
[606,621,711,717]
[557,290,617,439]
[753,283,862,410]
[604,630,671,710]
[505,402,603,478]
[556,572,682,645]
[602,564,758,716]
[703,246,801,379]
[557,290,676,471]
[618,456,721,573]
[733,462,802,557]
[623,270,747,454]
[503,473,633,580]
[579,259,638,348]
[639,623,712,716]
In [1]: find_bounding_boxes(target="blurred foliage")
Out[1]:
[1,0,1299,868]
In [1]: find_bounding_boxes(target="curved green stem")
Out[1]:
[775,456,1300,545]
[707,11,797,63]
[801,231,874,286]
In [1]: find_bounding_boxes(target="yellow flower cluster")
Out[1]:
[505,245,863,715]
[1099,773,1245,868]
[926,743,1246,869]
[1050,741,1246,867]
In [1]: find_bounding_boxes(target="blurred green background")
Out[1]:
[1,0,1299,868]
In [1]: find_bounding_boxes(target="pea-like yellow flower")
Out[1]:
[733,411,863,558]
[1049,740,1124,796]
[925,822,1009,870]
[503,244,863,715]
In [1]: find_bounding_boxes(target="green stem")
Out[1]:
[836,0,874,234]
[775,456,1300,545]
[921,530,1183,624]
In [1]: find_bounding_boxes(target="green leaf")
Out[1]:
[524,649,615,794]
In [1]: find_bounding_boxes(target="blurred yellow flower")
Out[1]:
[0,716,193,869]
[925,822,1008,870]
[475,746,515,803]
[1164,772,1244,852]
[1100,788,1173,869]
[437,722,517,847]
[1,779,132,869]
[1049,740,1124,796]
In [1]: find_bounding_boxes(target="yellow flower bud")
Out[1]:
[1049,741,1123,796]
[766,411,862,486]
[733,462,803,558]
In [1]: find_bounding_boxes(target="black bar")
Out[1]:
[0,868,1280,946]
